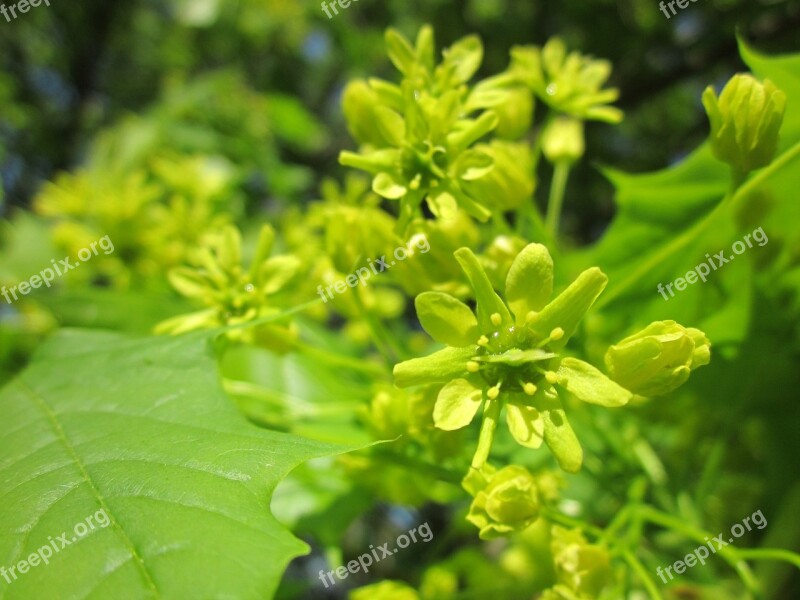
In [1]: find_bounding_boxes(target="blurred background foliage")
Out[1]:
[2,0,799,233]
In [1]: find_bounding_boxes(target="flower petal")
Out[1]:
[374,106,406,146]
[454,247,513,331]
[528,267,607,350]
[506,398,544,448]
[415,292,479,347]
[505,243,554,322]
[393,346,474,388]
[538,388,583,473]
[457,149,494,181]
[434,378,484,430]
[168,267,211,299]
[260,255,301,294]
[556,357,631,407]
[372,172,407,200]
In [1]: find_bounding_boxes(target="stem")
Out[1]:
[540,507,604,538]
[545,161,571,238]
[395,190,421,236]
[735,548,800,569]
[620,549,665,600]
[635,506,761,598]
[350,287,399,368]
[732,139,800,212]
[294,341,390,378]
[596,138,800,310]
[372,449,464,485]
[471,399,501,469]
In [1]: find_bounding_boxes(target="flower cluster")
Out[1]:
[156,224,300,350]
[509,38,623,124]
[339,26,534,229]
[395,243,711,478]
[395,243,631,473]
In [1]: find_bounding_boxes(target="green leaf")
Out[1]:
[555,357,631,407]
[739,38,800,141]
[505,243,554,322]
[433,378,484,430]
[0,330,357,599]
[415,292,479,347]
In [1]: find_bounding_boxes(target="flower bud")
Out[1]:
[492,87,534,140]
[460,141,535,212]
[604,320,711,397]
[702,74,787,176]
[465,465,541,539]
[549,526,613,598]
[542,117,585,164]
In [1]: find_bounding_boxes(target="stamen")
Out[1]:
[487,384,501,400]
[537,326,566,348]
[523,382,537,396]
[477,335,489,347]
[466,360,480,373]
[545,371,559,385]
[490,312,502,326]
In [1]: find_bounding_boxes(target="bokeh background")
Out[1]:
[1,1,799,599]
[2,0,799,238]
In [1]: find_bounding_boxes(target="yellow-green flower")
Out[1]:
[394,244,631,473]
[156,224,300,350]
[510,38,623,123]
[339,27,522,228]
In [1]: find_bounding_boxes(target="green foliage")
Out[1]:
[1,12,800,600]
[0,329,357,599]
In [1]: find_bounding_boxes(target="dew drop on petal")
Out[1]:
[546,83,558,96]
